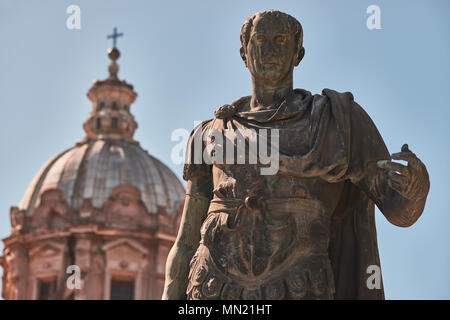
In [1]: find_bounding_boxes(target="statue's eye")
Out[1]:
[274,35,288,44]
[253,34,266,44]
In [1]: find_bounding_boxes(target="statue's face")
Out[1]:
[244,15,299,84]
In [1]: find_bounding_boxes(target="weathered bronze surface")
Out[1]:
[162,10,430,300]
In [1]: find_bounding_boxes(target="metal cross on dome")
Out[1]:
[107,27,123,48]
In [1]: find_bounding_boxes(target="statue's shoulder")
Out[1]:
[188,119,214,140]
[318,88,366,116]
[320,88,355,103]
[319,88,383,138]
[214,96,251,119]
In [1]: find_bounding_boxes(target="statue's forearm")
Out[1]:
[162,240,197,300]
[162,177,212,300]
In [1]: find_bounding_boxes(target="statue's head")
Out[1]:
[240,10,305,83]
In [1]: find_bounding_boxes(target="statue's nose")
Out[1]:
[262,40,275,56]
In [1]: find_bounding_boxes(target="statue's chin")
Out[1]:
[250,64,292,84]
[256,71,285,84]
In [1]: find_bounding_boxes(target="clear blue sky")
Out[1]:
[1,0,449,299]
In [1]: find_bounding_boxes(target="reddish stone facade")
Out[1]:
[1,190,182,300]
[0,46,185,300]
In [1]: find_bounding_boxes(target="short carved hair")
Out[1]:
[240,10,304,50]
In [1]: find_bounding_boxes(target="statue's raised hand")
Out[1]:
[377,144,430,201]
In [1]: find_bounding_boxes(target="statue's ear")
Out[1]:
[240,47,247,67]
[295,47,305,66]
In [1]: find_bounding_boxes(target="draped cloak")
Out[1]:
[183,88,391,299]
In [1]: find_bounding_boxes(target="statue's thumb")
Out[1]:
[401,144,410,153]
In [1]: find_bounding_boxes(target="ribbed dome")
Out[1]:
[18,139,186,216]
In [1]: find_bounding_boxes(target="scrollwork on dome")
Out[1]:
[30,189,75,232]
[103,185,154,229]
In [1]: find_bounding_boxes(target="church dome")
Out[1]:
[1,33,185,301]
[18,45,185,217]
[18,139,185,216]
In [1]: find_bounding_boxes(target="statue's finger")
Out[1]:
[391,151,417,163]
[388,170,409,184]
[377,160,409,175]
[387,178,404,193]
[401,143,411,153]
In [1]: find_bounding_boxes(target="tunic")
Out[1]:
[183,89,391,299]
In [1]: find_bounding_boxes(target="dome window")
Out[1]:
[96,118,102,129]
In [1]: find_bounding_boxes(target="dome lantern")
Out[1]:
[83,29,138,141]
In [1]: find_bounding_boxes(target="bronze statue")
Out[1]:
[162,10,429,300]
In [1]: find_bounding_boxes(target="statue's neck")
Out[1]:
[249,74,294,111]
